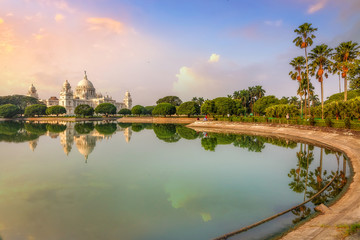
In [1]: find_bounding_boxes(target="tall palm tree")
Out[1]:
[331,61,342,93]
[293,23,318,117]
[309,44,333,119]
[290,56,306,117]
[333,41,360,101]
[289,96,299,106]
[254,85,266,100]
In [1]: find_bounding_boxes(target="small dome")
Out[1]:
[29,84,36,91]
[77,71,94,89]
[63,80,71,88]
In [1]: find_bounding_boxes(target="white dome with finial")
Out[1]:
[77,71,94,89]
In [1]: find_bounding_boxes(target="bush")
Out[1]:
[118,108,132,115]
[131,105,145,116]
[0,104,20,118]
[344,118,351,129]
[24,104,47,117]
[46,105,66,116]
[309,117,316,126]
[94,103,116,116]
[75,104,94,117]
[152,103,176,117]
[325,117,332,127]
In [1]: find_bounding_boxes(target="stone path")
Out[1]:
[187,121,360,240]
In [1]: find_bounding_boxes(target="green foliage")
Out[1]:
[0,121,23,135]
[176,125,199,140]
[309,116,316,126]
[24,122,47,135]
[326,90,360,103]
[325,117,332,127]
[131,105,145,116]
[45,105,66,116]
[94,103,116,116]
[156,96,182,106]
[144,106,155,115]
[131,123,146,132]
[74,104,94,117]
[201,137,217,151]
[253,95,280,116]
[46,123,67,133]
[213,97,235,116]
[233,135,265,152]
[24,104,47,117]
[75,122,95,134]
[95,123,117,135]
[344,118,351,129]
[152,103,176,117]
[201,100,215,115]
[177,101,200,117]
[118,122,132,128]
[265,104,299,118]
[153,124,180,142]
[0,95,42,111]
[0,122,39,143]
[0,104,20,118]
[210,133,236,145]
[118,108,132,115]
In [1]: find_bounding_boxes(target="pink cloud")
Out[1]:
[87,17,125,34]
[307,0,328,14]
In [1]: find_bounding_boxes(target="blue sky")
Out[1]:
[0,0,359,105]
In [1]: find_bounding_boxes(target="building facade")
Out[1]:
[28,71,132,115]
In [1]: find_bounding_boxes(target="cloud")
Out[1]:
[264,20,283,27]
[87,17,124,34]
[55,14,64,22]
[307,0,328,14]
[208,53,220,63]
[0,18,4,24]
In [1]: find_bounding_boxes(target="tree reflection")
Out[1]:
[0,121,39,143]
[201,137,217,151]
[176,125,199,140]
[153,124,180,143]
[233,135,265,152]
[75,122,95,134]
[46,123,67,133]
[94,123,117,135]
[24,122,47,135]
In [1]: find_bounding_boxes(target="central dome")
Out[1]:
[77,71,94,89]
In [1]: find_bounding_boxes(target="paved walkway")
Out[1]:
[187,121,360,240]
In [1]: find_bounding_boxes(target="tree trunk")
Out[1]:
[304,93,307,120]
[305,46,310,118]
[339,74,341,93]
[344,75,348,101]
[321,80,324,120]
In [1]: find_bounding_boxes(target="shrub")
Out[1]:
[118,108,132,115]
[94,103,116,116]
[46,105,66,116]
[309,117,316,126]
[24,104,47,117]
[75,104,94,117]
[325,117,332,127]
[0,104,20,118]
[344,118,351,129]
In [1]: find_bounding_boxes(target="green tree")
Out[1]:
[253,95,279,116]
[132,123,146,132]
[177,101,200,117]
[349,59,360,90]
[201,137,217,151]
[131,105,145,116]
[191,97,205,106]
[309,44,333,119]
[24,122,47,135]
[213,97,235,116]
[156,96,182,106]
[0,95,42,113]
[0,104,20,118]
[144,106,155,115]
[152,103,176,117]
[118,108,132,115]
[289,56,307,116]
[153,124,180,142]
[176,125,199,140]
[334,41,360,101]
[201,100,215,115]
[75,122,95,134]
[24,104,47,117]
[94,103,116,117]
[293,23,318,117]
[74,104,94,117]
[45,105,66,116]
[95,123,117,135]
[46,123,67,133]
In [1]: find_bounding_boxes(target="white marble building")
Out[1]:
[27,71,132,115]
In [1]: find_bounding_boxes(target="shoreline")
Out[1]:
[187,121,360,240]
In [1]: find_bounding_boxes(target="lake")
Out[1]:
[0,121,350,240]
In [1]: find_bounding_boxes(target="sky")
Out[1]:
[0,0,359,106]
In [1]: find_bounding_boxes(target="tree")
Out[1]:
[176,125,199,140]
[156,96,182,106]
[45,105,66,116]
[24,104,47,117]
[153,124,180,142]
[0,104,20,118]
[131,105,145,116]
[289,56,307,116]
[74,104,94,117]
[309,44,333,119]
[201,100,215,115]
[293,23,318,117]
[253,95,279,116]
[118,108,132,115]
[213,97,235,116]
[177,101,200,117]
[46,123,67,133]
[152,103,176,117]
[95,123,117,135]
[0,95,42,112]
[144,106,155,115]
[349,60,360,90]
[75,122,95,134]
[333,41,360,101]
[94,103,116,117]
[191,97,205,106]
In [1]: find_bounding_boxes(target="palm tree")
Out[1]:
[290,56,307,116]
[333,41,360,101]
[309,44,333,119]
[293,23,318,117]
[254,85,266,100]
[289,96,299,106]
[331,61,342,93]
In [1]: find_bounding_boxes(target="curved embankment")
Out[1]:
[187,121,360,240]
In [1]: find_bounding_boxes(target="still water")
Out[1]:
[0,121,350,240]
